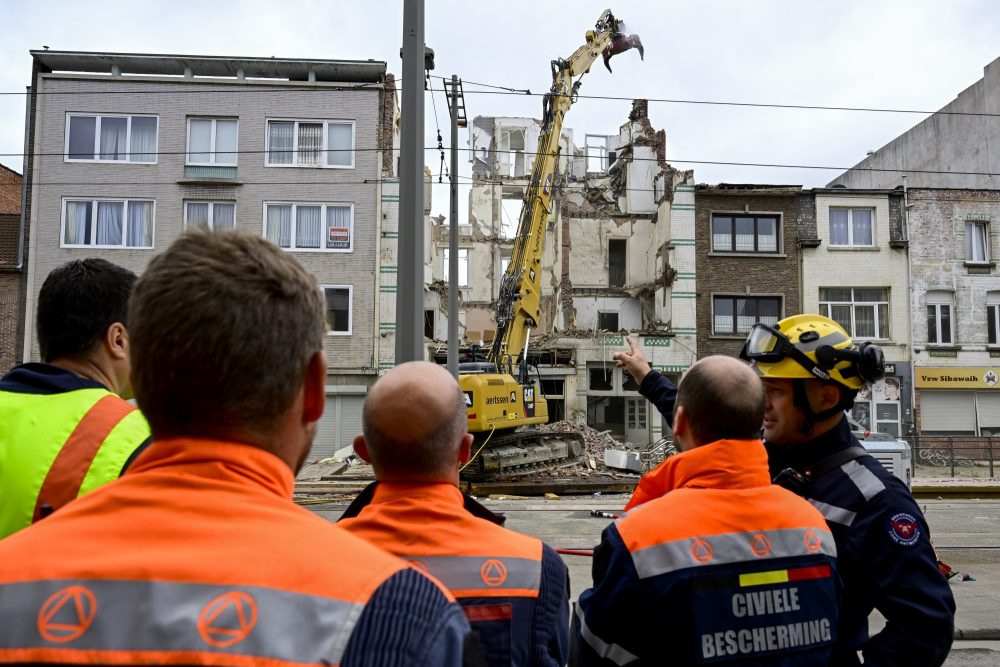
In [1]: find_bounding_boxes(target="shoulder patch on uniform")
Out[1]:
[888,512,921,546]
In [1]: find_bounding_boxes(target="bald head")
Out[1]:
[360,362,469,481]
[675,355,764,447]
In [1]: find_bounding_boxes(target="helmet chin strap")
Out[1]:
[791,380,852,437]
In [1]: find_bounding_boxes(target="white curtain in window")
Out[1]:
[188,120,213,163]
[829,209,849,245]
[99,117,128,160]
[828,304,852,333]
[186,202,210,228]
[213,203,235,230]
[96,201,124,245]
[966,222,988,262]
[758,219,777,252]
[266,205,292,247]
[65,201,90,244]
[215,120,238,164]
[327,123,352,166]
[852,209,873,245]
[296,206,322,248]
[268,122,294,165]
[130,117,157,162]
[854,305,876,338]
[734,218,755,252]
[298,124,322,166]
[326,206,351,249]
[127,201,152,247]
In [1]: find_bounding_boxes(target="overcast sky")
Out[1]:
[2,0,1000,217]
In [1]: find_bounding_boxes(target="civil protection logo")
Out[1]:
[690,539,713,564]
[803,529,823,554]
[480,559,508,587]
[750,533,772,557]
[37,585,96,643]
[197,591,259,648]
[888,512,921,546]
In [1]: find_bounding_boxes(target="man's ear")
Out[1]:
[105,323,128,361]
[812,382,843,413]
[302,351,328,424]
[458,433,474,465]
[673,405,691,450]
[354,435,372,463]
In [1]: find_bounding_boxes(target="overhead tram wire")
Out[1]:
[9,143,1000,181]
[3,78,1000,118]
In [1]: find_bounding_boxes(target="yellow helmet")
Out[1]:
[739,314,884,390]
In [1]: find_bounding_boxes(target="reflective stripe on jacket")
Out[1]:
[0,385,149,539]
[340,482,570,667]
[0,439,470,667]
[573,439,841,666]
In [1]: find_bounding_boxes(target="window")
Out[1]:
[443,249,469,286]
[598,312,619,331]
[62,199,153,248]
[589,366,614,391]
[185,202,235,230]
[498,129,526,177]
[966,221,989,263]
[585,134,616,172]
[322,286,352,335]
[609,239,626,287]
[712,214,779,253]
[926,291,954,345]
[65,114,158,163]
[819,288,889,339]
[500,197,521,239]
[989,292,1000,345]
[713,296,781,335]
[829,208,874,246]
[266,120,354,168]
[424,310,435,339]
[187,118,238,165]
[264,203,353,251]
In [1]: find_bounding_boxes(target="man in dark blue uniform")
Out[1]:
[740,314,955,666]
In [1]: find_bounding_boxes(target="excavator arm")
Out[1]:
[489,9,643,377]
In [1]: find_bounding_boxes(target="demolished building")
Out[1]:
[428,101,696,445]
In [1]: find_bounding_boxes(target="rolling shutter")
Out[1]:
[311,394,366,458]
[978,393,1000,429]
[920,391,976,432]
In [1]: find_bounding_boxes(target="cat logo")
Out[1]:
[464,391,473,407]
[509,391,517,403]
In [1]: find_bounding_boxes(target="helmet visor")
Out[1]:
[741,324,790,363]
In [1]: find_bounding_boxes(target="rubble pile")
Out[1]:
[525,420,644,478]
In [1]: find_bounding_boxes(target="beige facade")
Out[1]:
[23,51,398,457]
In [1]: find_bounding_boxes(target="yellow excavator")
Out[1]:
[459,10,643,480]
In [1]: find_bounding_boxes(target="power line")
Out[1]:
[2,77,998,119]
[7,143,1000,178]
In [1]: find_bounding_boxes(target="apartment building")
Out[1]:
[429,101,697,444]
[693,184,803,359]
[801,188,912,437]
[22,50,398,456]
[907,188,1000,437]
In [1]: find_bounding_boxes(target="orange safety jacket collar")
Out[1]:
[625,439,772,512]
[341,482,543,599]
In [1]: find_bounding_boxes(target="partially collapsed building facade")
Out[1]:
[427,101,697,444]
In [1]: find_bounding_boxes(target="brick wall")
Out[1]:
[694,189,802,358]
[0,165,22,215]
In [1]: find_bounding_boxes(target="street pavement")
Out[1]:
[310,494,1000,664]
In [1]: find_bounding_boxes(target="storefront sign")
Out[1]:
[914,367,1000,389]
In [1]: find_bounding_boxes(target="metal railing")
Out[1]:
[911,435,998,479]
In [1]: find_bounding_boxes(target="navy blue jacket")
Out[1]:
[766,419,955,666]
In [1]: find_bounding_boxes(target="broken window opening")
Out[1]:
[598,311,620,332]
[585,134,616,173]
[589,367,614,391]
[609,238,627,287]
[500,197,521,239]
[499,128,526,178]
[443,248,469,286]
[424,310,435,339]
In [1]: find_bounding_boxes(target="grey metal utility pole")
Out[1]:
[444,76,467,377]
[396,0,427,363]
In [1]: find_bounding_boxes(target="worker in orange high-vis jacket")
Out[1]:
[0,231,473,667]
[339,361,570,667]
[572,356,841,666]
[0,259,151,540]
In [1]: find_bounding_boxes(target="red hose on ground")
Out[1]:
[556,548,594,557]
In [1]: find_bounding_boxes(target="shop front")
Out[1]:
[915,366,1000,436]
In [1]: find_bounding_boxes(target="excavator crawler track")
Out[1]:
[461,429,587,481]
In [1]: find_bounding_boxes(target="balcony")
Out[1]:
[178,165,241,185]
